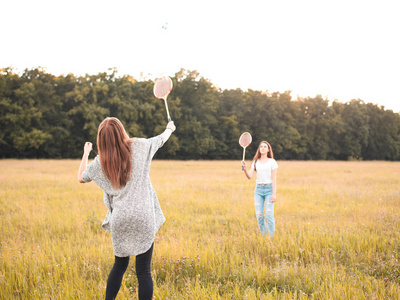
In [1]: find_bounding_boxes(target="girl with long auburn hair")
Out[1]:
[241,140,278,238]
[78,117,176,300]
[97,117,132,188]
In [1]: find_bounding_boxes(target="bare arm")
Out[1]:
[161,121,176,143]
[241,161,255,179]
[78,142,92,183]
[271,169,277,202]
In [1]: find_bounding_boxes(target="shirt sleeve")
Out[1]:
[250,160,255,170]
[272,159,278,170]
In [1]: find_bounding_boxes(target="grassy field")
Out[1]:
[0,160,399,299]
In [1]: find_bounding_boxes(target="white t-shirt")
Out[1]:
[251,158,278,184]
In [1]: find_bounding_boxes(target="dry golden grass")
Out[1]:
[1,160,399,299]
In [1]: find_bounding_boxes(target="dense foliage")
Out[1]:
[1,67,399,160]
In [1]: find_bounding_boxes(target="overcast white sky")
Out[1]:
[1,0,399,112]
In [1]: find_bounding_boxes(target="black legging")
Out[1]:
[105,243,154,300]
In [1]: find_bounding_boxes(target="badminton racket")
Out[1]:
[154,76,173,122]
[239,132,252,170]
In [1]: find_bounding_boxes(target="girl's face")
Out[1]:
[259,142,269,154]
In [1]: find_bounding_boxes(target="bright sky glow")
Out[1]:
[1,0,399,112]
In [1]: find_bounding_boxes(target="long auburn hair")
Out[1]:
[97,117,132,189]
[252,141,274,171]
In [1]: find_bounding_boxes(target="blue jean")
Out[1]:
[254,184,275,237]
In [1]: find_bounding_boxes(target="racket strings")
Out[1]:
[239,134,252,147]
[155,85,170,98]
[154,77,172,99]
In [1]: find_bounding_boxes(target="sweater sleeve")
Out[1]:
[81,155,101,182]
[147,134,165,160]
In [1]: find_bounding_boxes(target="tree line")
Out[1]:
[1,67,399,160]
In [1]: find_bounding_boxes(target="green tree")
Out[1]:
[295,96,331,159]
[362,103,400,160]
[339,99,370,160]
[173,69,218,159]
[1,67,399,161]
[0,68,51,157]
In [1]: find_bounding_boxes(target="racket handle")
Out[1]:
[164,99,172,123]
[242,165,244,171]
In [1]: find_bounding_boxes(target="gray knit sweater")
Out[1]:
[81,134,166,257]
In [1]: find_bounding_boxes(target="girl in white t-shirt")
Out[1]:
[241,141,278,237]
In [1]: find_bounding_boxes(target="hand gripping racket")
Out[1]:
[154,76,173,122]
[239,132,252,170]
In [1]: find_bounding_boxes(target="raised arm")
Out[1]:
[161,121,176,143]
[78,142,92,183]
[241,161,255,179]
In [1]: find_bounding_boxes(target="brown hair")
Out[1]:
[97,117,132,189]
[252,141,274,171]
